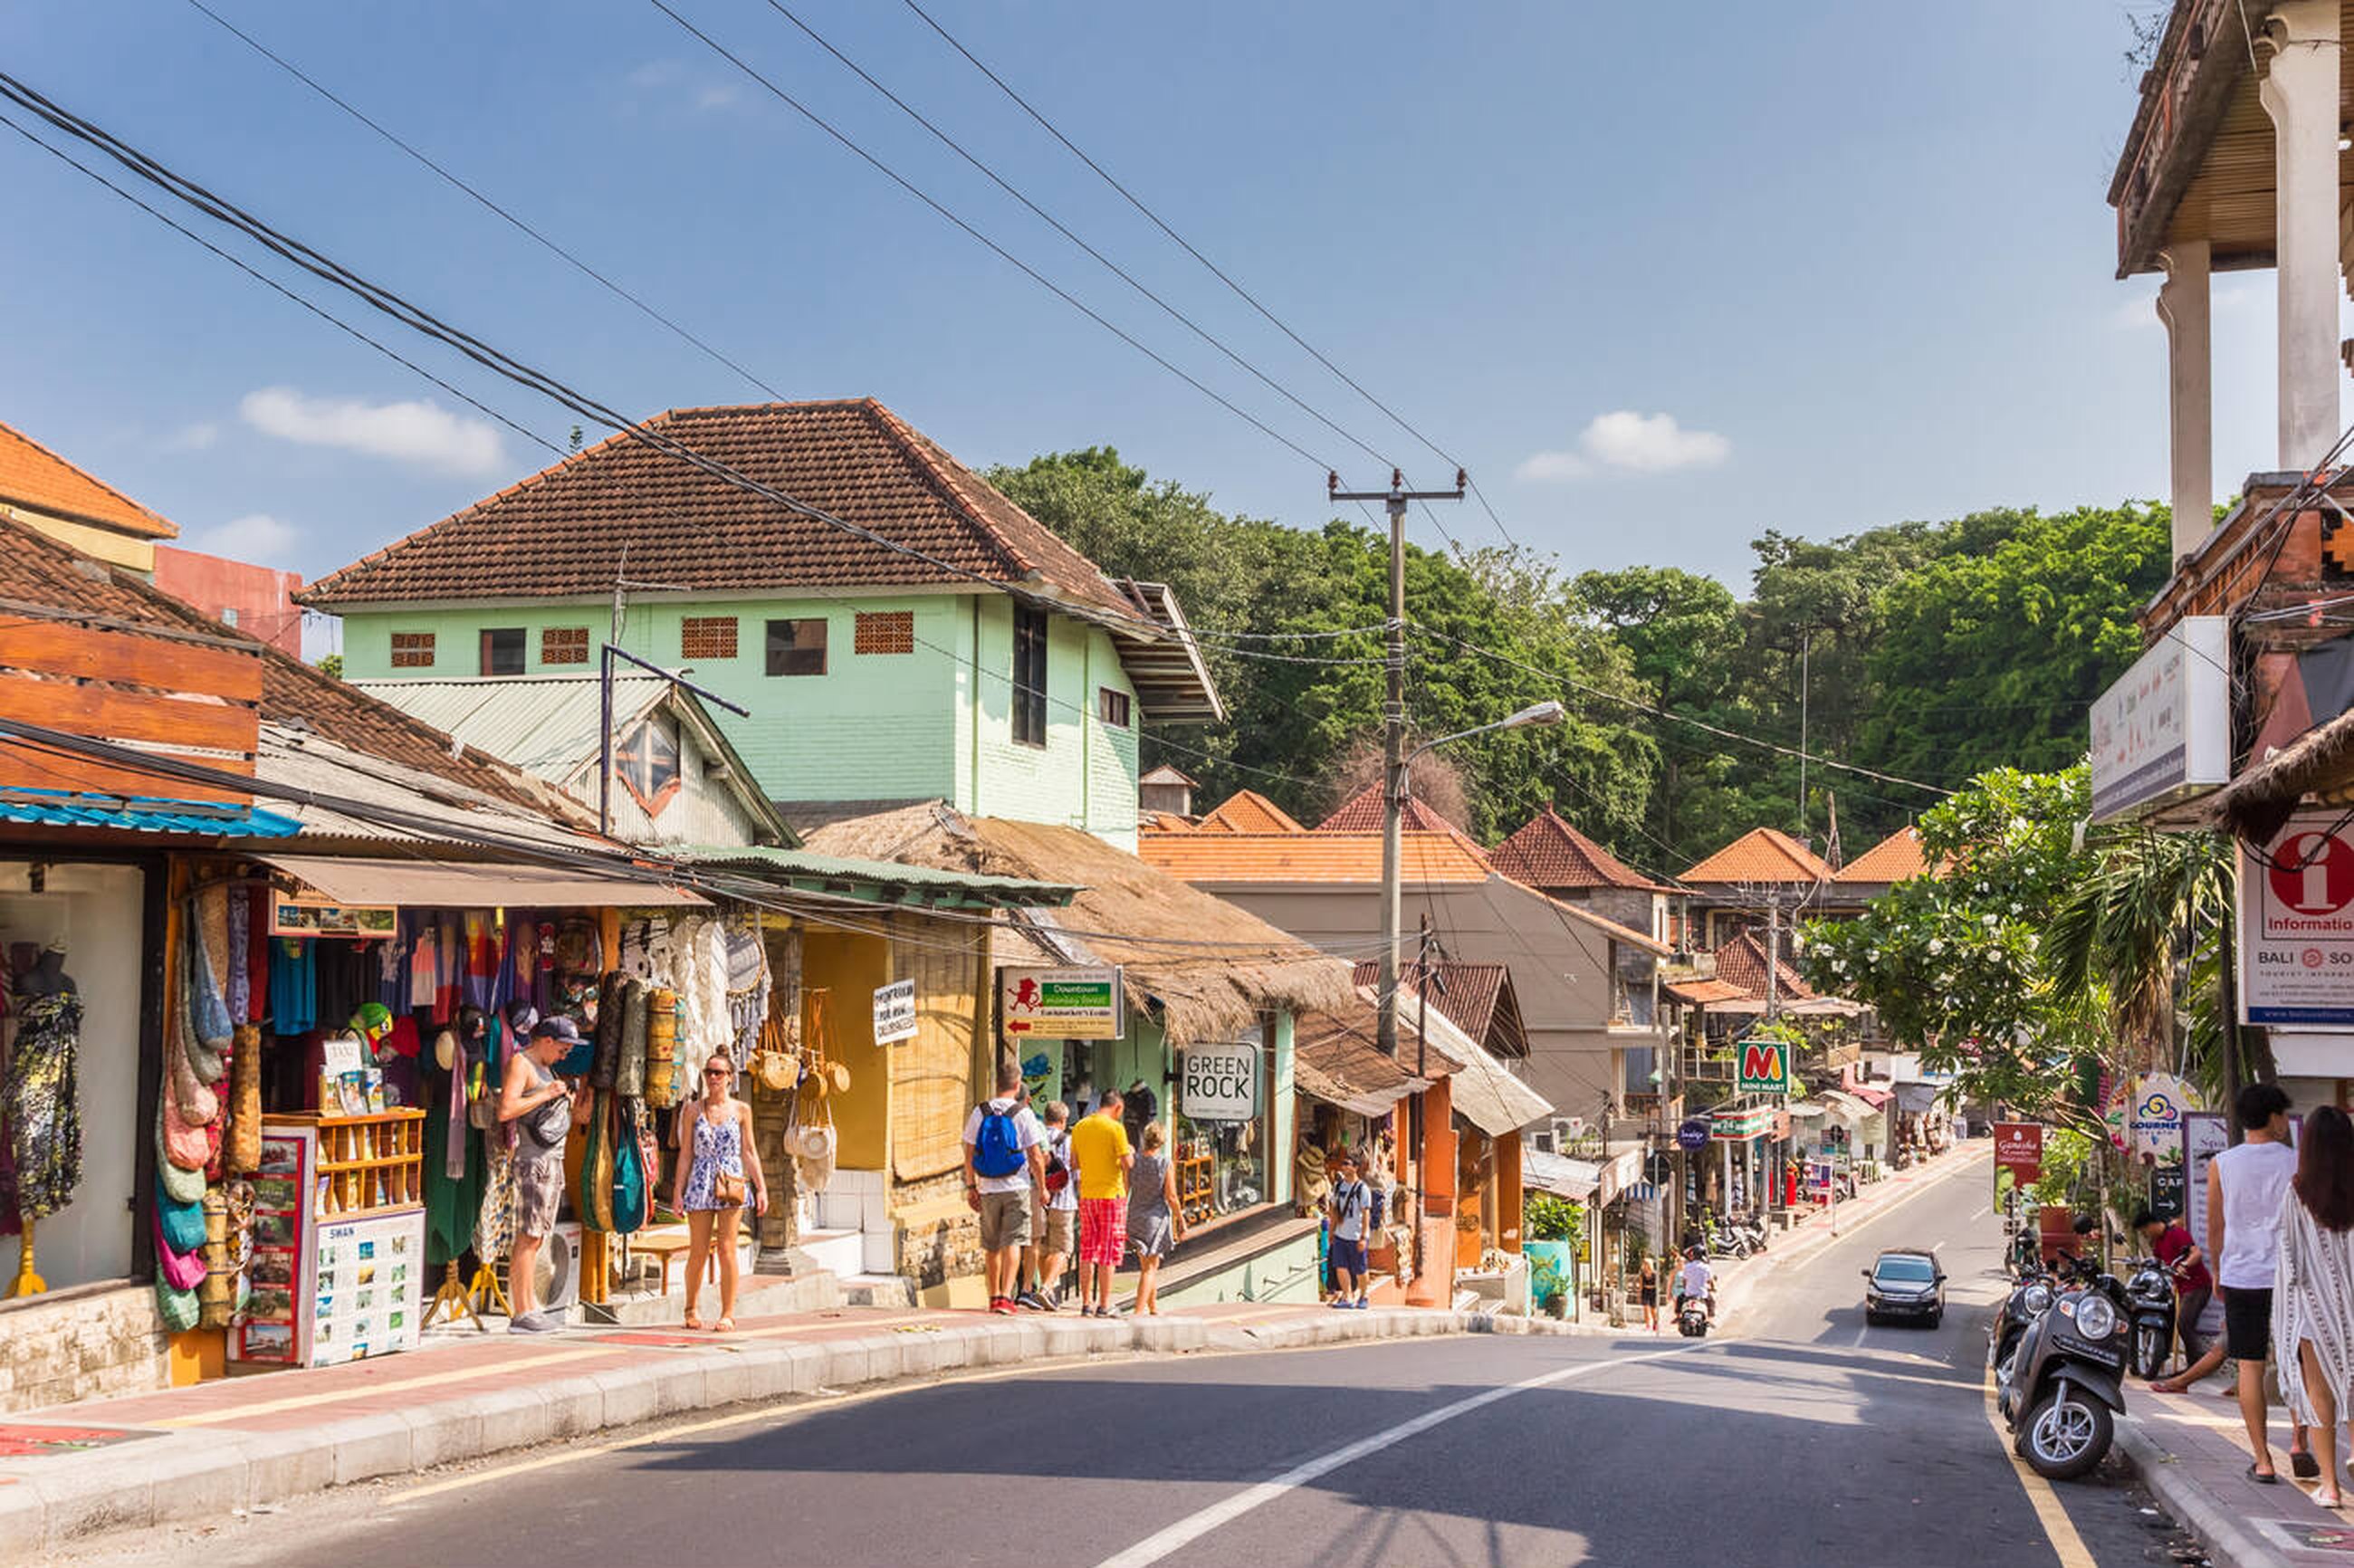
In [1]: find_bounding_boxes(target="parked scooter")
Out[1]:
[2121,1257,2178,1381]
[1988,1267,2054,1389]
[1997,1267,2130,1480]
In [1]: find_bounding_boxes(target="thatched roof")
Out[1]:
[802,801,1356,1044]
[2208,705,2354,843]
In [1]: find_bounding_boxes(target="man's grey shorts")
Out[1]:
[979,1188,1031,1251]
[515,1152,563,1238]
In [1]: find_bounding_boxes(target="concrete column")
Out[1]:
[2157,241,2215,562]
[2260,0,2343,467]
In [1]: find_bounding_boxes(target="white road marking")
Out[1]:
[1090,1343,1700,1568]
[1969,1205,1991,1221]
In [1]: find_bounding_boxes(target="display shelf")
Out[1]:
[273,1111,426,1219]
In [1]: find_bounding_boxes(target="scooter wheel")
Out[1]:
[2022,1387,2112,1481]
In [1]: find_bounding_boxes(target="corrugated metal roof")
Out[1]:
[351,676,670,782]
[673,844,1077,907]
[0,787,301,837]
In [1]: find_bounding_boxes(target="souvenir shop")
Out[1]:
[138,853,789,1376]
[0,854,158,1303]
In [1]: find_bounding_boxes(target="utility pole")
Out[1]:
[1329,467,1466,1057]
[1796,632,1812,840]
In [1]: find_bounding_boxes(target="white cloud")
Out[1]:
[626,58,741,113]
[695,83,740,111]
[1517,410,1731,482]
[239,386,504,476]
[185,512,300,565]
[162,421,220,452]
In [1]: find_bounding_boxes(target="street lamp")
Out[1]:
[1378,698,1565,1056]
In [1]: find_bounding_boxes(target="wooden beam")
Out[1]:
[0,675,257,756]
[0,738,250,805]
[0,621,263,703]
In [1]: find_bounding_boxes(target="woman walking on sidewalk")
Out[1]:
[1637,1256,1660,1334]
[1128,1123,1185,1315]
[670,1053,766,1334]
[2278,1104,2354,1508]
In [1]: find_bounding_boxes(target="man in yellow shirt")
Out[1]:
[1068,1092,1135,1318]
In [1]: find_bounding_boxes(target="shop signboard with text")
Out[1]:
[1735,1033,1794,1096]
[1992,1121,2043,1209]
[1180,1043,1258,1122]
[872,979,917,1045]
[1000,966,1124,1039]
[2182,1111,2229,1336]
[2238,811,2354,1025]
[2088,615,2228,822]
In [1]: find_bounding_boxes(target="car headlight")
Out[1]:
[2023,1284,2052,1313]
[2075,1295,2117,1339]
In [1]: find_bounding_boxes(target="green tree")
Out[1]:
[316,653,343,680]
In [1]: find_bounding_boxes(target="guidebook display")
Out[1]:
[229,1114,427,1368]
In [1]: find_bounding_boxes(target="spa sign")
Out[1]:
[1182,1043,1258,1122]
[999,966,1124,1040]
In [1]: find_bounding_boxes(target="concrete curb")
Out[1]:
[2115,1410,2292,1568]
[0,1304,1627,1561]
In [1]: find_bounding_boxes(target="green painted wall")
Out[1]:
[1158,1230,1323,1308]
[336,590,1142,841]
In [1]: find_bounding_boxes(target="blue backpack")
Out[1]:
[972,1100,1026,1179]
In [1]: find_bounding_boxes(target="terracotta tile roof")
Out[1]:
[1488,805,1670,893]
[0,420,177,540]
[1316,783,1459,834]
[1194,789,1306,834]
[1138,830,1496,884]
[0,515,567,817]
[1349,959,1527,1057]
[1664,977,1752,1007]
[300,399,1134,619]
[1710,931,1814,1002]
[1835,827,1933,884]
[1293,995,1436,1113]
[1679,826,1836,886]
[1141,810,1194,833]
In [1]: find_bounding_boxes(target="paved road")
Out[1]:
[71,1146,2204,1568]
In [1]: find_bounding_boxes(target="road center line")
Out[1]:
[1090,1343,1699,1568]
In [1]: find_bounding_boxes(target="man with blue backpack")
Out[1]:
[962,1061,1048,1315]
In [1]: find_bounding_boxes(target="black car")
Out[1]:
[1863,1248,1946,1327]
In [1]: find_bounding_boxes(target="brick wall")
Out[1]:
[892,1170,981,1293]
[0,1280,173,1414]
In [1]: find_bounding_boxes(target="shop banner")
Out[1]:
[1000,966,1124,1039]
[872,979,917,1045]
[1736,1034,1794,1096]
[1181,1043,1258,1122]
[2129,1073,2195,1162]
[2183,1110,2229,1337]
[1710,1105,1774,1142]
[1676,1117,1711,1152]
[1993,1121,2043,1209]
[2238,811,2354,1025]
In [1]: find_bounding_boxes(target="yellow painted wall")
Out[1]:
[803,928,892,1171]
[2,503,158,573]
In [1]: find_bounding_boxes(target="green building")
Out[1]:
[301,399,1219,848]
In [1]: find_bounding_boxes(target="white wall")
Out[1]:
[0,862,147,1289]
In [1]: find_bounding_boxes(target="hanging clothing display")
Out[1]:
[5,990,82,1219]
[269,939,316,1035]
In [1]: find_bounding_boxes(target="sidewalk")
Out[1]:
[2121,1379,2354,1566]
[0,1288,1593,1562]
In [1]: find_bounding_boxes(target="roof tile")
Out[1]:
[1194,789,1306,834]
[1679,826,1836,886]
[0,420,177,540]
[300,399,1134,619]
[1489,805,1670,892]
[1835,827,1933,884]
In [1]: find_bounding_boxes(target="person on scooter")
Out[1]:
[1674,1246,1716,1325]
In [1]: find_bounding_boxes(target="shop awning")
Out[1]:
[1663,977,1751,1007]
[1892,1081,1941,1114]
[1293,1001,1431,1116]
[1787,1100,1828,1119]
[1522,1148,1599,1201]
[257,854,707,910]
[1821,1090,1886,1126]
[1848,1084,1890,1110]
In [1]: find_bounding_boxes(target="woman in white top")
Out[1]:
[2279,1105,2354,1507]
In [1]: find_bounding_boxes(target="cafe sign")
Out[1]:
[1000,966,1124,1039]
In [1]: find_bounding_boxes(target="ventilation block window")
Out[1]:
[765,617,828,676]
[853,610,914,655]
[481,627,526,677]
[541,626,590,665]
[1012,605,1048,748]
[682,616,739,661]
[390,631,435,668]
[1097,687,1132,729]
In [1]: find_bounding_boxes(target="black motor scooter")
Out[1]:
[1988,1267,2054,1387]
[1999,1270,2130,1481]
[2122,1257,2178,1380]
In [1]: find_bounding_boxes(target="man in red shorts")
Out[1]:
[1067,1091,1135,1318]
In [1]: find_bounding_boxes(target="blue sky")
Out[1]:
[0,2,2258,620]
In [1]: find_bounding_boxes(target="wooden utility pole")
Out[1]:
[1328,468,1466,1057]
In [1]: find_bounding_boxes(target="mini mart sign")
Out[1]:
[1735,1034,1794,1096]
[1000,966,1124,1039]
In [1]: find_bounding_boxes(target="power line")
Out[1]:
[896,0,1519,552]
[183,0,787,403]
[645,0,1332,474]
[0,74,1349,795]
[753,0,1396,473]
[1411,622,1953,798]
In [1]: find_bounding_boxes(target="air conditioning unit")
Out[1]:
[535,1221,584,1315]
[1529,1125,1557,1154]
